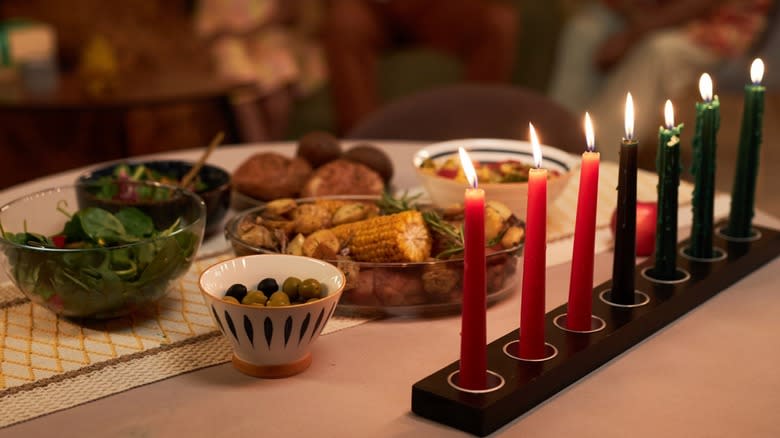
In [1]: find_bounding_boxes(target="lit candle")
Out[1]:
[518,123,547,359]
[690,73,720,258]
[610,93,638,305]
[653,100,683,279]
[566,113,600,331]
[458,147,487,390]
[727,59,765,238]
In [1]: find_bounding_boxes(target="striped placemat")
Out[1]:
[0,254,371,429]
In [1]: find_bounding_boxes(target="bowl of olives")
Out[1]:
[199,254,346,378]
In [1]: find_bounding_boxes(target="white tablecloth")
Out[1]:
[1,142,779,438]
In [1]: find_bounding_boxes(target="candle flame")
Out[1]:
[751,58,764,85]
[458,147,478,188]
[529,123,542,168]
[624,92,634,141]
[584,112,595,152]
[664,100,674,129]
[699,73,713,102]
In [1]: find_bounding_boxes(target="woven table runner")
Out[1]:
[0,254,372,428]
[0,162,693,428]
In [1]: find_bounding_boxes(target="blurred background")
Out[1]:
[0,0,778,216]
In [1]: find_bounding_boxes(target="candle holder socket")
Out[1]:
[640,266,691,285]
[552,313,606,334]
[598,289,650,308]
[680,245,727,262]
[716,225,762,242]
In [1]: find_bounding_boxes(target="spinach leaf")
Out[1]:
[115,207,154,238]
[62,213,89,243]
[78,208,135,245]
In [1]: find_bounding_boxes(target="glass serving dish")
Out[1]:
[0,181,206,319]
[224,195,523,317]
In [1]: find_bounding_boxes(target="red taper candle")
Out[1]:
[458,147,487,389]
[518,124,548,359]
[567,113,600,331]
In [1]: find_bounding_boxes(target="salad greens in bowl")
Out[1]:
[0,181,206,319]
[77,160,231,236]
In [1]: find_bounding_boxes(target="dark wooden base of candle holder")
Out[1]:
[411,220,780,436]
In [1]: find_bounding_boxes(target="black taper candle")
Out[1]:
[611,139,638,303]
[610,93,638,305]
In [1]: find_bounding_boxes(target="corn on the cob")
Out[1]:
[329,210,431,262]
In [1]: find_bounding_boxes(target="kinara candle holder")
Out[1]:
[411,219,780,436]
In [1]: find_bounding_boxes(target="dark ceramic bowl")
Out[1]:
[77,160,231,236]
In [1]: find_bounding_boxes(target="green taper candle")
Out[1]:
[653,100,683,279]
[727,59,765,238]
[690,73,720,259]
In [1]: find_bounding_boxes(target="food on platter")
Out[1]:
[418,156,561,184]
[301,159,385,198]
[296,131,342,168]
[225,194,524,314]
[232,152,313,201]
[412,138,579,219]
[232,132,392,203]
[342,143,394,183]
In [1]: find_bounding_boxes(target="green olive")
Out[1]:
[267,291,291,307]
[222,296,240,304]
[306,298,320,303]
[282,277,301,300]
[242,290,268,306]
[299,278,322,300]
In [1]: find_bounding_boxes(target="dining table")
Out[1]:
[0,141,779,438]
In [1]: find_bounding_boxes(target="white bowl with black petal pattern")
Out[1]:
[199,254,345,378]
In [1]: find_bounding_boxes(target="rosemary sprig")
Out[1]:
[377,190,422,215]
[423,210,508,259]
[423,210,465,258]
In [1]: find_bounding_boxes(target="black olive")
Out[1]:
[225,283,248,302]
[257,278,279,297]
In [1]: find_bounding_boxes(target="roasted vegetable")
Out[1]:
[329,210,432,263]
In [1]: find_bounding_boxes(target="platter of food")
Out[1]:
[230,132,394,210]
[224,193,524,317]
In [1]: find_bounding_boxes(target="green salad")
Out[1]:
[0,204,200,318]
[93,164,207,202]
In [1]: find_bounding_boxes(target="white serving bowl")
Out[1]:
[199,254,345,378]
[413,138,579,219]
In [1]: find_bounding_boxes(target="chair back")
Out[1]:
[345,84,584,154]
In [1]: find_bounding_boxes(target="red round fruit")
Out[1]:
[610,201,658,257]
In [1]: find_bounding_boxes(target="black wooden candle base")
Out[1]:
[411,221,780,436]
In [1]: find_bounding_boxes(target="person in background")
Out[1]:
[549,0,775,161]
[322,0,519,135]
[195,0,326,141]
